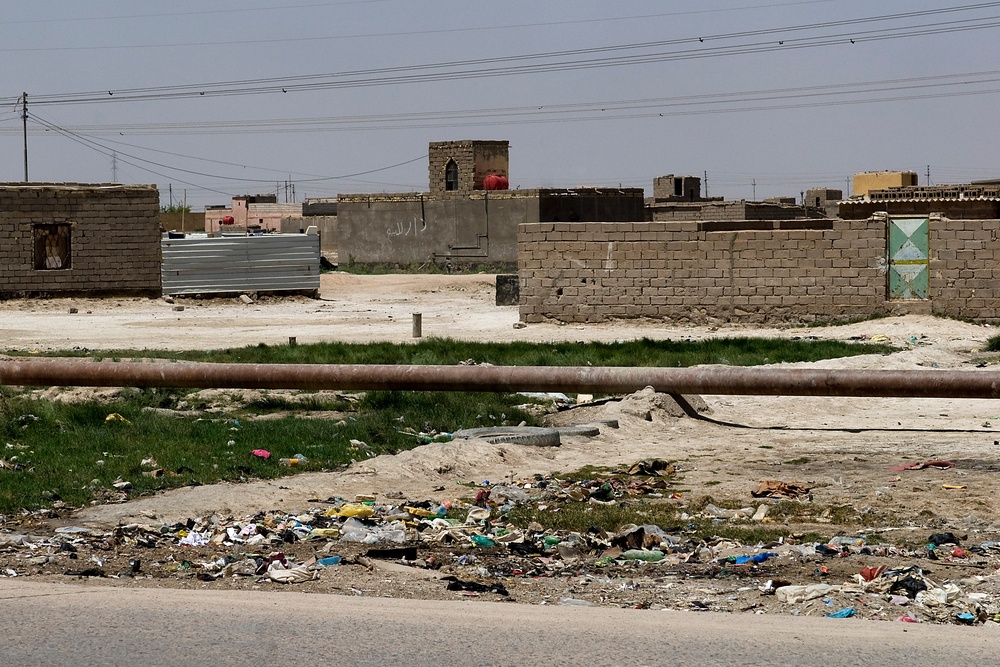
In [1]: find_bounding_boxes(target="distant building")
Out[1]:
[852,171,919,198]
[805,188,843,218]
[840,181,1000,219]
[336,140,643,267]
[204,194,303,233]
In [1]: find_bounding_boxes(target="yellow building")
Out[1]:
[852,171,919,198]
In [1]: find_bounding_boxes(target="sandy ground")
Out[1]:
[4,273,1000,620]
[2,272,997,528]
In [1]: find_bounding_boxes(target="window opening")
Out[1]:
[445,159,459,191]
[34,224,72,270]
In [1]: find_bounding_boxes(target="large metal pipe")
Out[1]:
[1,358,1000,398]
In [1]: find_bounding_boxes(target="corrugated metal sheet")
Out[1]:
[161,233,320,296]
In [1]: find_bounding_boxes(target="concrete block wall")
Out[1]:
[929,216,1000,320]
[337,191,527,266]
[648,201,818,222]
[518,218,888,324]
[0,183,161,297]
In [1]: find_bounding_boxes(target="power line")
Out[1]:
[15,3,1000,107]
[28,111,427,186]
[10,68,1000,137]
[0,1,394,26]
[0,0,846,52]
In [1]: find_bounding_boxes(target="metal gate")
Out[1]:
[887,216,929,299]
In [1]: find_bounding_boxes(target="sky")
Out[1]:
[1,1,998,211]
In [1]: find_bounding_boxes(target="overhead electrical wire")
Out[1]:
[11,3,1000,107]
[9,69,999,137]
[28,111,427,186]
[0,0,847,52]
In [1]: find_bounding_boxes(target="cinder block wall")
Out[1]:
[930,216,1000,320]
[518,219,888,324]
[519,216,1000,323]
[0,183,161,297]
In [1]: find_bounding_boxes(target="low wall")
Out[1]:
[281,216,337,256]
[337,192,526,266]
[0,183,161,298]
[160,211,205,233]
[518,217,1000,324]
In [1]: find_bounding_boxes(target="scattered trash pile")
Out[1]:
[2,470,1000,624]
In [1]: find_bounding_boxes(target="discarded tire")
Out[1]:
[452,426,561,447]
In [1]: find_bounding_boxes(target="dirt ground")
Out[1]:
[3,273,1000,623]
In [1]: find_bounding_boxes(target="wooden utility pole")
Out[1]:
[21,93,27,182]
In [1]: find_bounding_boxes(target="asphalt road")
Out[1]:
[0,580,995,666]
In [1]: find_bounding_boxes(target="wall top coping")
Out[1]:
[428,140,509,148]
[338,187,644,203]
[0,183,156,193]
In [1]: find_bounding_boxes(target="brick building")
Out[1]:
[0,183,160,298]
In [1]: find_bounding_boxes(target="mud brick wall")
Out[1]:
[518,219,889,324]
[0,183,161,298]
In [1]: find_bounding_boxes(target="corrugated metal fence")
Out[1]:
[161,233,320,296]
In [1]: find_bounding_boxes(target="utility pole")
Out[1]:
[20,92,27,182]
[111,152,118,183]
[169,184,173,208]
[926,165,931,186]
[752,179,756,201]
[704,170,708,198]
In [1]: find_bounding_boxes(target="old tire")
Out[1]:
[452,426,561,447]
[554,425,601,438]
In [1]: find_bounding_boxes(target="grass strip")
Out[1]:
[11,336,894,367]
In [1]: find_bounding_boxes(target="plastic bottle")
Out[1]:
[279,458,300,466]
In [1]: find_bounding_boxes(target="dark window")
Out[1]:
[445,159,459,191]
[674,179,682,197]
[34,224,72,270]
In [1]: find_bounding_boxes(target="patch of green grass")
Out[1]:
[985,334,1000,352]
[504,498,830,544]
[784,457,811,465]
[507,500,683,534]
[0,389,539,514]
[10,336,898,368]
[246,394,353,413]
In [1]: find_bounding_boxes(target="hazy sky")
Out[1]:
[2,1,998,210]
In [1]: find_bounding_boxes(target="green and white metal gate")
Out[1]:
[887,216,929,300]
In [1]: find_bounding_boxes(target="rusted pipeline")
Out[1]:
[1,359,1000,398]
